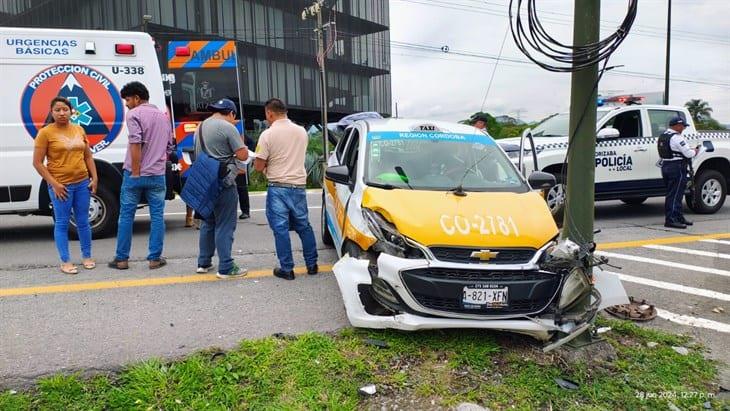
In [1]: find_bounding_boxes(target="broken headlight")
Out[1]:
[362,208,425,259]
[558,267,592,309]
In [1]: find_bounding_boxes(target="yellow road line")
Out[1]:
[0,265,334,298]
[2,232,729,298]
[597,232,730,250]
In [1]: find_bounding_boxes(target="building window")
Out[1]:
[160,0,174,26]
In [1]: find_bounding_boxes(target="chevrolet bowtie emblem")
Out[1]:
[470,250,500,261]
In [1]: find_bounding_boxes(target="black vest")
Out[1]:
[657,131,683,159]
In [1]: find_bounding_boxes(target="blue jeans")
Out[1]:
[115,170,166,261]
[198,184,238,274]
[265,186,318,272]
[49,179,92,263]
[662,160,688,223]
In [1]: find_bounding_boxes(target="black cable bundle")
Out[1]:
[509,0,638,72]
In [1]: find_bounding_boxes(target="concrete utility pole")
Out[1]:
[562,0,600,346]
[664,0,672,105]
[302,1,330,160]
[563,1,600,246]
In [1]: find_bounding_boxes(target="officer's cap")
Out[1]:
[668,116,688,127]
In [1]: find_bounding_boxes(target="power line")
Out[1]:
[392,0,730,46]
[388,40,730,88]
[480,24,510,111]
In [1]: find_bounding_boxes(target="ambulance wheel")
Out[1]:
[321,192,334,246]
[545,175,565,227]
[620,197,647,205]
[69,184,118,240]
[686,170,726,214]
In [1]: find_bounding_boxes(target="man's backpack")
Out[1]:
[180,122,227,219]
[657,131,677,160]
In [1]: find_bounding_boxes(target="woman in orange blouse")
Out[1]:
[32,96,98,274]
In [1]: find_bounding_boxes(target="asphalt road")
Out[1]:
[0,192,728,390]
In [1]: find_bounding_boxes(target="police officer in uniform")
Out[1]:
[472,113,489,131]
[657,116,698,229]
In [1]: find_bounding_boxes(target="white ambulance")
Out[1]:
[0,27,171,237]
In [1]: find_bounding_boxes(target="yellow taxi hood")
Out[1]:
[362,187,558,249]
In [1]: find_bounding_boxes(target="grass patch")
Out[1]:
[1,320,724,410]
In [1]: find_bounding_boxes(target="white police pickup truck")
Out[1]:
[499,104,729,220]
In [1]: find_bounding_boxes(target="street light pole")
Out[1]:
[142,14,152,33]
[303,1,330,163]
[663,0,672,105]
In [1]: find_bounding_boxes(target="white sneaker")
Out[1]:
[196,265,213,274]
[216,263,248,279]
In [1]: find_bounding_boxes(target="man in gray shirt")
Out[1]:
[193,98,249,278]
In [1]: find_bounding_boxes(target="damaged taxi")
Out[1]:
[322,118,627,348]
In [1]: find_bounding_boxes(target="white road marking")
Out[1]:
[655,308,730,333]
[700,239,730,246]
[643,244,730,260]
[601,270,730,302]
[597,251,730,278]
[138,206,322,218]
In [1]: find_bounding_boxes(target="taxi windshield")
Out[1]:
[364,131,529,192]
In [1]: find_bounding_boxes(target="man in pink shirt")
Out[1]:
[109,81,173,270]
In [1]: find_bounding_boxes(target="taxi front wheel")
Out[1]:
[321,192,334,246]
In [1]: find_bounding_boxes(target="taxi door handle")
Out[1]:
[634,148,648,152]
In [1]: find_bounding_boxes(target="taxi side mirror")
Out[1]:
[597,127,620,140]
[325,165,350,185]
[528,171,556,190]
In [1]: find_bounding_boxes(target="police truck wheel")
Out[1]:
[545,175,565,227]
[620,197,647,205]
[70,183,119,239]
[687,170,726,214]
[321,192,334,246]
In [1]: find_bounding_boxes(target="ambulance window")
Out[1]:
[648,109,686,137]
[602,109,643,138]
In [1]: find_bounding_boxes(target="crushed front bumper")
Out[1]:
[332,254,628,343]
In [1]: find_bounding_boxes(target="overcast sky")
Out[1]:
[388,0,730,124]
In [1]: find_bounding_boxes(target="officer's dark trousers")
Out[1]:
[235,174,250,215]
[661,160,688,223]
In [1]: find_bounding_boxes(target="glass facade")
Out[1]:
[0,0,392,122]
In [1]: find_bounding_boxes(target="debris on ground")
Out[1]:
[596,327,612,334]
[209,351,225,361]
[358,384,377,396]
[604,297,657,321]
[672,346,690,356]
[272,333,297,340]
[647,342,659,348]
[363,338,390,349]
[455,403,491,411]
[554,377,579,390]
[668,402,682,411]
[712,307,725,314]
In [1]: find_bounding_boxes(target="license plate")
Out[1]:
[462,285,508,308]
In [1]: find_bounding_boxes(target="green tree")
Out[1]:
[685,99,713,122]
[696,117,727,131]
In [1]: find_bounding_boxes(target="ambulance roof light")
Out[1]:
[115,44,135,55]
[85,41,96,55]
[175,46,191,57]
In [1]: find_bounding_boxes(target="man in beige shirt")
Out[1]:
[254,98,318,280]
